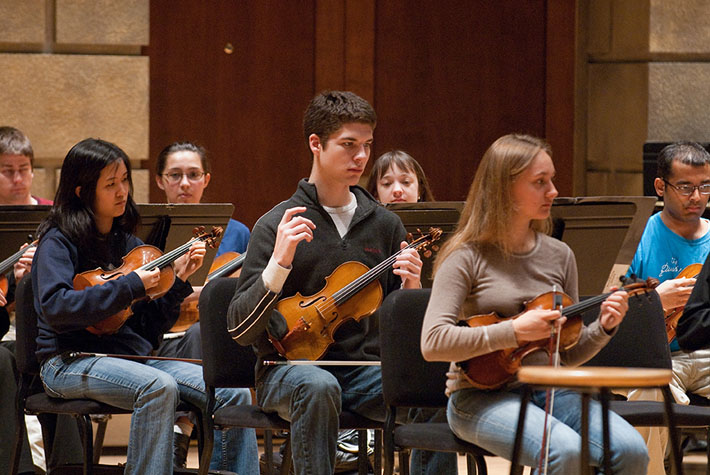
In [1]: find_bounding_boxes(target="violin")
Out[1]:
[74,226,222,335]
[0,239,37,296]
[664,263,702,342]
[170,251,246,332]
[271,228,442,361]
[458,279,658,389]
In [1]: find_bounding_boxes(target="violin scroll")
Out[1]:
[405,227,442,258]
[192,226,223,249]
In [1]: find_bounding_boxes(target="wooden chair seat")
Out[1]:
[517,366,672,388]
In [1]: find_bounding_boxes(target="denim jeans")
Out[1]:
[41,354,259,475]
[448,387,649,474]
[257,364,457,475]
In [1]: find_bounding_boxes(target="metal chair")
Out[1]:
[581,288,710,475]
[379,288,490,475]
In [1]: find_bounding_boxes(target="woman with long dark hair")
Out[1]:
[32,138,258,474]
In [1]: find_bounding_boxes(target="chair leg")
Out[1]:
[199,387,216,475]
[599,389,612,475]
[357,429,369,475]
[383,408,397,475]
[510,385,531,475]
[280,438,292,475]
[473,453,488,475]
[373,429,382,475]
[75,414,95,475]
[661,386,684,475]
[37,412,58,467]
[10,384,29,475]
[192,409,205,461]
[398,448,410,475]
[92,414,109,464]
[262,429,274,475]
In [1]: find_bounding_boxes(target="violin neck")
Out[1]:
[330,239,420,307]
[139,238,198,272]
[209,252,246,280]
[561,292,611,317]
[0,242,36,276]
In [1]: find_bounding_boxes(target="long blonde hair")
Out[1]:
[433,134,552,274]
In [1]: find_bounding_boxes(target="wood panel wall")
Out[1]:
[148,1,575,228]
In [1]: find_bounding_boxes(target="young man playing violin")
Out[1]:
[228,90,457,474]
[624,141,710,475]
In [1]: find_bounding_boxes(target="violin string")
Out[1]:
[313,235,430,315]
[140,239,194,271]
[326,235,429,307]
[0,242,36,275]
[138,235,206,272]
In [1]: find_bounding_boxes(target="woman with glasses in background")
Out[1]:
[154,141,251,469]
[155,142,250,256]
[366,150,434,204]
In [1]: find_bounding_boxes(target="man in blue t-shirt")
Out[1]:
[625,141,710,475]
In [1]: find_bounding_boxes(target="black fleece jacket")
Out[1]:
[228,179,406,379]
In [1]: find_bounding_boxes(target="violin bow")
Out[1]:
[538,285,564,475]
[69,352,202,364]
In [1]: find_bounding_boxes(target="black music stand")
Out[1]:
[386,201,463,287]
[388,197,656,296]
[136,203,235,287]
[550,196,656,296]
[0,205,51,261]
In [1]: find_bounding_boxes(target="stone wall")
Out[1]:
[584,0,710,196]
[0,0,150,202]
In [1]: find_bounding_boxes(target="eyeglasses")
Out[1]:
[664,180,710,196]
[161,171,205,184]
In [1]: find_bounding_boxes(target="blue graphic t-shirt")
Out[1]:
[627,212,710,350]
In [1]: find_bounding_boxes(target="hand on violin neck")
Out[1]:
[394,240,422,289]
[174,240,207,282]
[512,308,565,345]
[599,289,629,332]
[135,267,161,291]
[14,246,35,282]
[273,206,316,268]
[656,277,696,313]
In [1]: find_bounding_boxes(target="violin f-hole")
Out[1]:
[299,296,327,309]
[100,271,124,281]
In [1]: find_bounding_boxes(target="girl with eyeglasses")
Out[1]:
[155,142,250,257]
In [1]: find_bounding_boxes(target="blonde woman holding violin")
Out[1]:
[32,138,258,475]
[420,134,648,473]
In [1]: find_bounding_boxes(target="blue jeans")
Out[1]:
[257,364,457,475]
[448,387,649,474]
[41,354,258,475]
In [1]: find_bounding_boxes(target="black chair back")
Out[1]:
[379,288,449,408]
[199,277,257,388]
[582,289,671,369]
[15,274,40,376]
